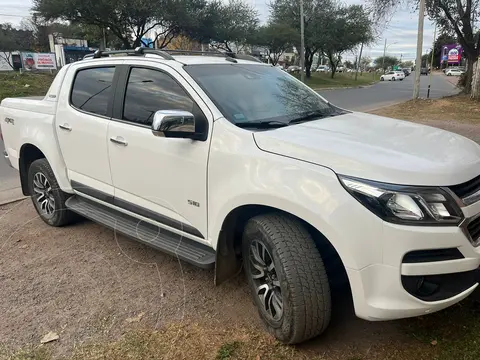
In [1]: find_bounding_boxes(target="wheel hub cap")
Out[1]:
[249,240,283,321]
[33,172,55,217]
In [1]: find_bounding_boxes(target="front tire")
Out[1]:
[242,214,331,344]
[380,77,384,81]
[392,77,396,81]
[28,158,77,227]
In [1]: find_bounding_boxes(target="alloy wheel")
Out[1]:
[33,172,55,217]
[248,239,284,322]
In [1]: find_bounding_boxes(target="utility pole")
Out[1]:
[300,0,305,83]
[413,0,426,99]
[381,38,387,73]
[427,24,437,98]
[355,42,364,81]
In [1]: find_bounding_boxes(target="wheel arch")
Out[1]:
[18,142,70,196]
[19,143,47,195]
[214,204,350,290]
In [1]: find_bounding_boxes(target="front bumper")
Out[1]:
[3,149,12,168]
[348,199,480,321]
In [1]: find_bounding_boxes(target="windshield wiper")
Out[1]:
[235,120,288,129]
[288,110,335,124]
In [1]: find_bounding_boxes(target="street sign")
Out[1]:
[393,65,400,70]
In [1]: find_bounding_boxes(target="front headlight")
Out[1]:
[339,175,464,226]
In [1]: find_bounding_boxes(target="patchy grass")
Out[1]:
[370,94,480,124]
[398,298,480,360]
[0,345,51,360]
[293,72,379,89]
[0,71,55,102]
[216,341,240,359]
[3,300,480,360]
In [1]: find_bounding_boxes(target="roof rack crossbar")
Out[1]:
[83,47,174,60]
[83,47,263,64]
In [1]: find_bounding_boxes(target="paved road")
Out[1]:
[318,72,460,112]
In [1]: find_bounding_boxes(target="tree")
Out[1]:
[374,55,398,72]
[319,4,374,78]
[369,0,480,94]
[205,0,259,52]
[253,23,297,65]
[0,23,35,69]
[360,56,372,71]
[33,0,209,49]
[400,60,414,69]
[344,60,353,69]
[270,0,334,78]
[432,32,457,68]
[421,53,430,68]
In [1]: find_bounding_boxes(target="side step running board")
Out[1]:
[65,196,215,268]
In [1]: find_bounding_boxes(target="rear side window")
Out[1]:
[71,67,115,116]
[122,67,194,126]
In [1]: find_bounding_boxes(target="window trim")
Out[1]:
[112,65,209,137]
[69,65,119,119]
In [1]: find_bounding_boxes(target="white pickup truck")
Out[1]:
[1,48,480,344]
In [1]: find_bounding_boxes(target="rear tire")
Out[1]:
[27,158,77,227]
[242,213,331,344]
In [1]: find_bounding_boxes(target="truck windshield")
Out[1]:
[185,64,338,128]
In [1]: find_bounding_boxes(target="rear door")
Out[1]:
[56,61,123,198]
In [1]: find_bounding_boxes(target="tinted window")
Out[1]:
[185,64,331,126]
[123,68,194,126]
[71,67,115,116]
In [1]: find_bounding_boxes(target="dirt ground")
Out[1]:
[370,94,480,143]
[0,200,410,359]
[1,95,480,359]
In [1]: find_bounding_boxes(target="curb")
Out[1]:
[313,83,377,91]
[0,195,27,206]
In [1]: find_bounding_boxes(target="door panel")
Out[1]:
[56,65,118,195]
[107,64,212,240]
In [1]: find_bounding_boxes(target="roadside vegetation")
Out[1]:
[0,72,54,102]
[294,72,379,89]
[371,94,480,124]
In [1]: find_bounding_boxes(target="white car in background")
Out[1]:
[446,68,464,76]
[380,71,404,81]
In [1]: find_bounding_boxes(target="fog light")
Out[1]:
[416,277,439,297]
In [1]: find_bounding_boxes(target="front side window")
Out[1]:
[71,67,115,116]
[123,68,194,126]
[185,64,340,128]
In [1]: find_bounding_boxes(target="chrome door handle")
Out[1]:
[58,123,72,131]
[110,136,128,146]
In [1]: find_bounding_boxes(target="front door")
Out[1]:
[107,64,212,241]
[56,64,119,197]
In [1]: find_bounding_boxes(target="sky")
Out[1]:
[0,0,436,62]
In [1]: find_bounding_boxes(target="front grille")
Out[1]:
[467,216,480,243]
[403,248,464,263]
[449,174,480,200]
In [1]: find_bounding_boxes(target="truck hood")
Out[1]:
[253,112,480,186]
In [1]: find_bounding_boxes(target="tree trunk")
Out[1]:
[305,57,312,78]
[471,58,480,100]
[328,56,336,78]
[464,53,476,93]
[304,49,313,79]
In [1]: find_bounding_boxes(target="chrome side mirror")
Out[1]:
[152,110,195,138]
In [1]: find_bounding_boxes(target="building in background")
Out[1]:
[49,35,97,67]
